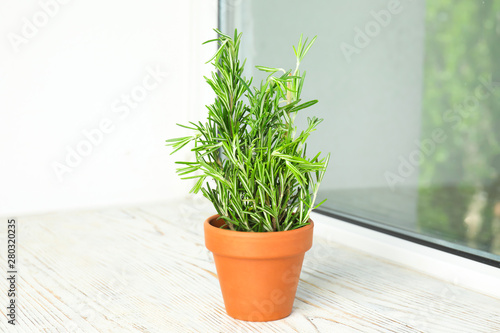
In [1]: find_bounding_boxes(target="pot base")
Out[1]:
[215,254,305,322]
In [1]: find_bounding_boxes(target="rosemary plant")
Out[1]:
[167,30,330,232]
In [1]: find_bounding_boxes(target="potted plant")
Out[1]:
[166,29,329,322]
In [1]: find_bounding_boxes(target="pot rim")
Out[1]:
[206,214,313,234]
[204,214,314,259]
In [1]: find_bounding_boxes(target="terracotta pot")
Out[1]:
[204,214,314,321]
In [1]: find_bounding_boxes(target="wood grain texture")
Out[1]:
[0,197,499,332]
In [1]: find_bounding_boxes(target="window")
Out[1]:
[220,0,500,265]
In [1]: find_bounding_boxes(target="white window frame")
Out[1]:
[312,211,500,298]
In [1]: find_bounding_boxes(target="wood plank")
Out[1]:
[0,197,499,332]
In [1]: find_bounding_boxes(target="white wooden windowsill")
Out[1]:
[1,197,499,332]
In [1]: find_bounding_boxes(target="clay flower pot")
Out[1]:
[204,214,314,321]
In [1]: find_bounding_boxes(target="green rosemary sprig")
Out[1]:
[166,29,329,232]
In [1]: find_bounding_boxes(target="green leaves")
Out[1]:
[291,100,318,113]
[165,135,197,155]
[166,29,329,231]
[293,34,318,64]
[255,65,286,74]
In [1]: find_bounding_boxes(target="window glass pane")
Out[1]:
[220,0,500,261]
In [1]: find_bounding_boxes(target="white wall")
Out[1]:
[0,0,217,216]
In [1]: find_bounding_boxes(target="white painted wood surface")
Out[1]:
[0,197,499,332]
